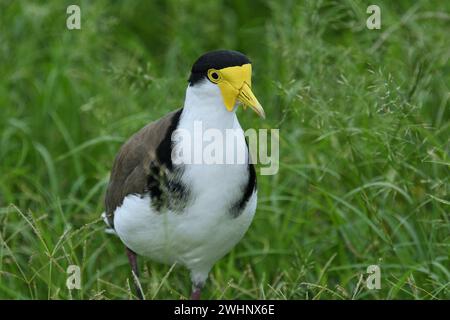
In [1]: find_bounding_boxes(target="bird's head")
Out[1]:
[188,50,265,118]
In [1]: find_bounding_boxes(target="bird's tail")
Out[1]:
[101,212,117,235]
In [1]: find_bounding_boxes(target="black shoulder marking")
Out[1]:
[230,163,257,218]
[243,163,257,204]
[147,162,165,211]
[188,50,251,86]
[155,108,183,170]
[148,108,190,213]
[146,162,190,213]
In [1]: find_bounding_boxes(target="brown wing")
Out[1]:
[104,109,182,227]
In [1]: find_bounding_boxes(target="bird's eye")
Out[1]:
[207,69,221,83]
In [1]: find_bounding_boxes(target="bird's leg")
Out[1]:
[190,282,204,300]
[126,247,144,300]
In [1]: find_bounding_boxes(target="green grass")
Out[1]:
[0,0,449,299]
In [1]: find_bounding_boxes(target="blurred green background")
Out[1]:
[0,0,448,299]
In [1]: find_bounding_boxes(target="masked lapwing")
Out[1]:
[102,50,265,299]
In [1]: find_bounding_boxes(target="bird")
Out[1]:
[102,49,265,300]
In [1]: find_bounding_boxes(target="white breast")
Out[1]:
[113,189,257,284]
[114,86,257,284]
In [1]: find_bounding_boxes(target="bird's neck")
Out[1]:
[181,83,237,130]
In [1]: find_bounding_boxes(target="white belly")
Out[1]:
[113,182,256,280]
[114,108,257,283]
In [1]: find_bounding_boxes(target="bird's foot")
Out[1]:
[190,287,202,300]
[126,247,145,300]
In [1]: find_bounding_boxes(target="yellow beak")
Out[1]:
[207,63,265,118]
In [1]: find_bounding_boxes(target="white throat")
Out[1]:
[182,80,238,130]
[177,80,247,166]
[175,79,249,184]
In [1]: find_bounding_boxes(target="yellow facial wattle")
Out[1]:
[207,63,265,118]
